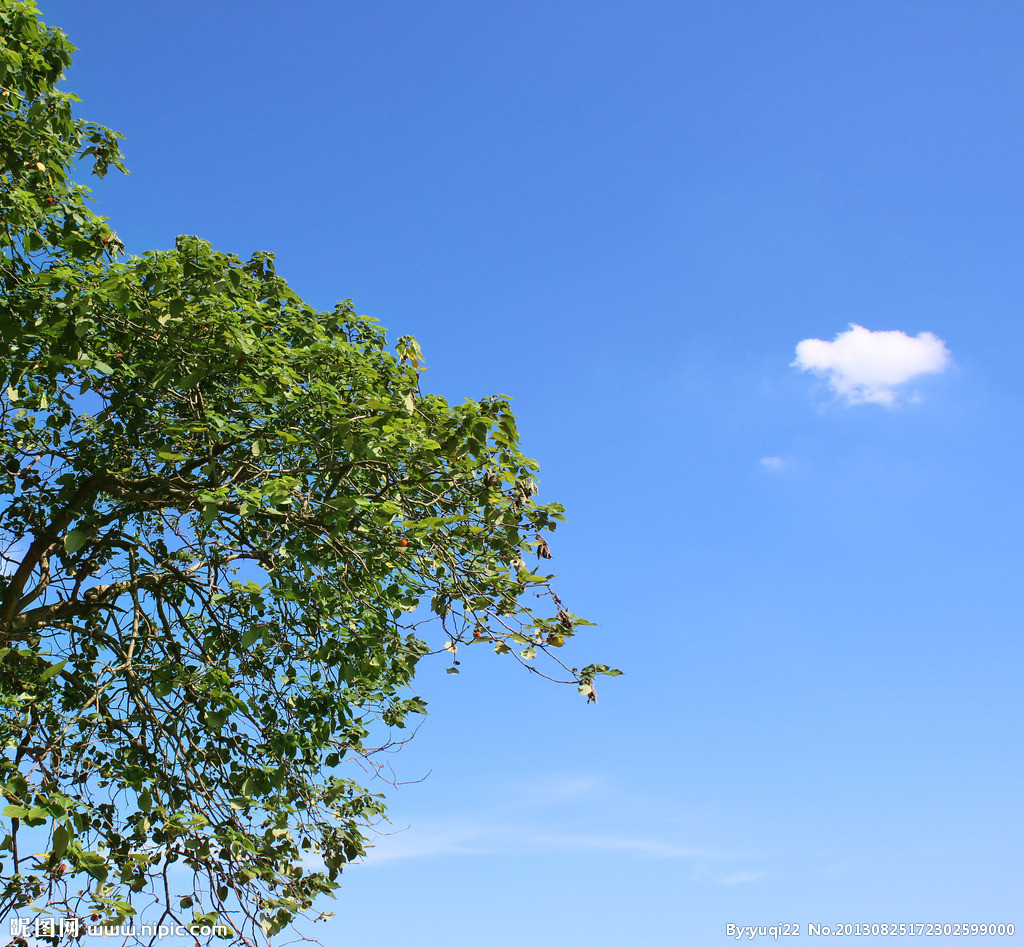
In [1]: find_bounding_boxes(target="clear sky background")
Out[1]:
[40,2,1023,945]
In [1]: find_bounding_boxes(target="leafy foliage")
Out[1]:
[0,1,619,942]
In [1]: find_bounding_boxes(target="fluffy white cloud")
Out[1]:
[792,323,951,405]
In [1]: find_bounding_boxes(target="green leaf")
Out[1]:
[38,659,67,682]
[239,626,261,649]
[64,528,89,553]
[179,369,207,388]
[3,805,29,819]
[52,823,70,859]
[204,708,229,729]
[153,678,174,698]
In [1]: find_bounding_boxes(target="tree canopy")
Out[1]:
[0,2,618,942]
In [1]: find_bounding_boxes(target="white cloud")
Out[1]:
[716,869,768,885]
[759,456,786,471]
[523,832,728,860]
[357,819,493,865]
[356,817,737,866]
[352,775,750,869]
[511,774,603,801]
[691,864,769,886]
[792,323,951,405]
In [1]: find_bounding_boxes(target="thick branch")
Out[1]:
[8,563,203,638]
[0,472,107,640]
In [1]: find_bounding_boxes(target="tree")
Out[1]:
[0,2,619,942]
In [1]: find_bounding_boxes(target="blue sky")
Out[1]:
[40,2,1023,944]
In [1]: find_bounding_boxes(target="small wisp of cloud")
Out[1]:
[792,323,950,405]
[716,869,768,885]
[759,456,786,471]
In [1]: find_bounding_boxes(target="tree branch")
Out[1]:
[0,471,107,642]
